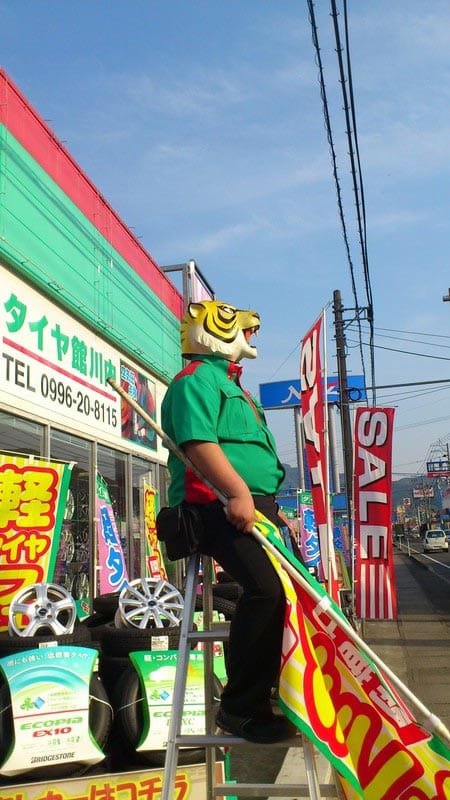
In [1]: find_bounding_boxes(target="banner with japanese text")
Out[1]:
[354,407,397,620]
[0,453,73,631]
[0,762,226,800]
[96,473,129,595]
[143,481,167,580]
[254,514,450,799]
[300,315,338,595]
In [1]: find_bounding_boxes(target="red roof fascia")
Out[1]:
[0,69,183,319]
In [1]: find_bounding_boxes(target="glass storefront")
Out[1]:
[0,409,163,612]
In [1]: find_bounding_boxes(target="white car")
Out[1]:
[423,529,449,553]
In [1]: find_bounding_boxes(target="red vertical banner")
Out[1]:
[300,316,337,595]
[354,407,397,619]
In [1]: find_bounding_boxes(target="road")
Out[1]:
[397,535,450,604]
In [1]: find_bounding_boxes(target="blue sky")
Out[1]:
[3,1,450,481]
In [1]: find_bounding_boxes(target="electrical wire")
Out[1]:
[306,4,361,325]
[330,0,375,401]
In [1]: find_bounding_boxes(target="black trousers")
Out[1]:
[196,496,285,719]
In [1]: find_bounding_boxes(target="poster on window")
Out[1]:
[143,482,167,580]
[120,362,157,450]
[0,453,73,631]
[353,407,397,619]
[96,473,129,595]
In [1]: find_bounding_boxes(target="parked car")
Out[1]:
[423,529,449,553]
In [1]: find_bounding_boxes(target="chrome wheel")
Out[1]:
[8,583,77,637]
[118,578,184,629]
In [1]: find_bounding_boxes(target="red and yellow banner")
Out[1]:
[354,407,397,620]
[254,514,450,799]
[143,482,167,580]
[0,453,72,630]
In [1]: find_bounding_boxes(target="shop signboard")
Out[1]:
[413,487,434,499]
[0,762,227,799]
[426,459,450,477]
[0,267,166,456]
[0,266,119,436]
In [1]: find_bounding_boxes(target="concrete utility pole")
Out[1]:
[333,289,354,526]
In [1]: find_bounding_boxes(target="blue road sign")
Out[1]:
[259,375,366,410]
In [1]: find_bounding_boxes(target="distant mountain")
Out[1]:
[280,464,436,514]
[281,463,300,491]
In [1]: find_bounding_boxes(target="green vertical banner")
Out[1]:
[0,453,73,631]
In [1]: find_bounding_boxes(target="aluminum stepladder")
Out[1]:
[160,553,341,799]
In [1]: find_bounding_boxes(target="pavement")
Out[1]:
[362,546,450,734]
[262,546,450,798]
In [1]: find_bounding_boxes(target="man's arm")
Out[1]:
[183,440,255,533]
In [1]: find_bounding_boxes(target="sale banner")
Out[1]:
[0,453,73,631]
[353,407,397,620]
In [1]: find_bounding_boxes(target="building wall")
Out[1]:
[0,69,184,610]
[0,69,183,382]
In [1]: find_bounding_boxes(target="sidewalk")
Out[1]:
[362,548,450,733]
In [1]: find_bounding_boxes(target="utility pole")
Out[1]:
[333,290,354,527]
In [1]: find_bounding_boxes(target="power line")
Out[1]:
[347,336,450,361]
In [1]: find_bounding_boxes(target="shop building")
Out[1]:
[0,69,185,613]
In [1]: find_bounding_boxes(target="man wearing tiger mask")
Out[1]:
[161,300,295,744]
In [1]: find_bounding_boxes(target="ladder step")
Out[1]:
[175,733,304,747]
[187,623,230,642]
[213,783,338,797]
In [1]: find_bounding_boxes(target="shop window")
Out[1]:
[0,411,44,457]
[50,431,92,608]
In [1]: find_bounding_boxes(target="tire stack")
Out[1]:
[0,584,113,783]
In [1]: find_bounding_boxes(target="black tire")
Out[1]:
[212,583,242,601]
[215,571,235,583]
[0,673,112,781]
[113,665,220,767]
[195,595,236,621]
[92,592,120,618]
[80,612,111,631]
[98,653,132,696]
[94,622,185,657]
[0,625,91,656]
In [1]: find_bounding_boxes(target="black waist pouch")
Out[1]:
[156,502,204,561]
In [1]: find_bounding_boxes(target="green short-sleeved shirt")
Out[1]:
[161,355,285,505]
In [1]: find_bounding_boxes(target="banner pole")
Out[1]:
[107,377,450,746]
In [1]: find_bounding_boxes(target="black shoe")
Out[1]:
[216,706,296,744]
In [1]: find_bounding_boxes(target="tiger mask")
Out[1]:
[181,301,260,362]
